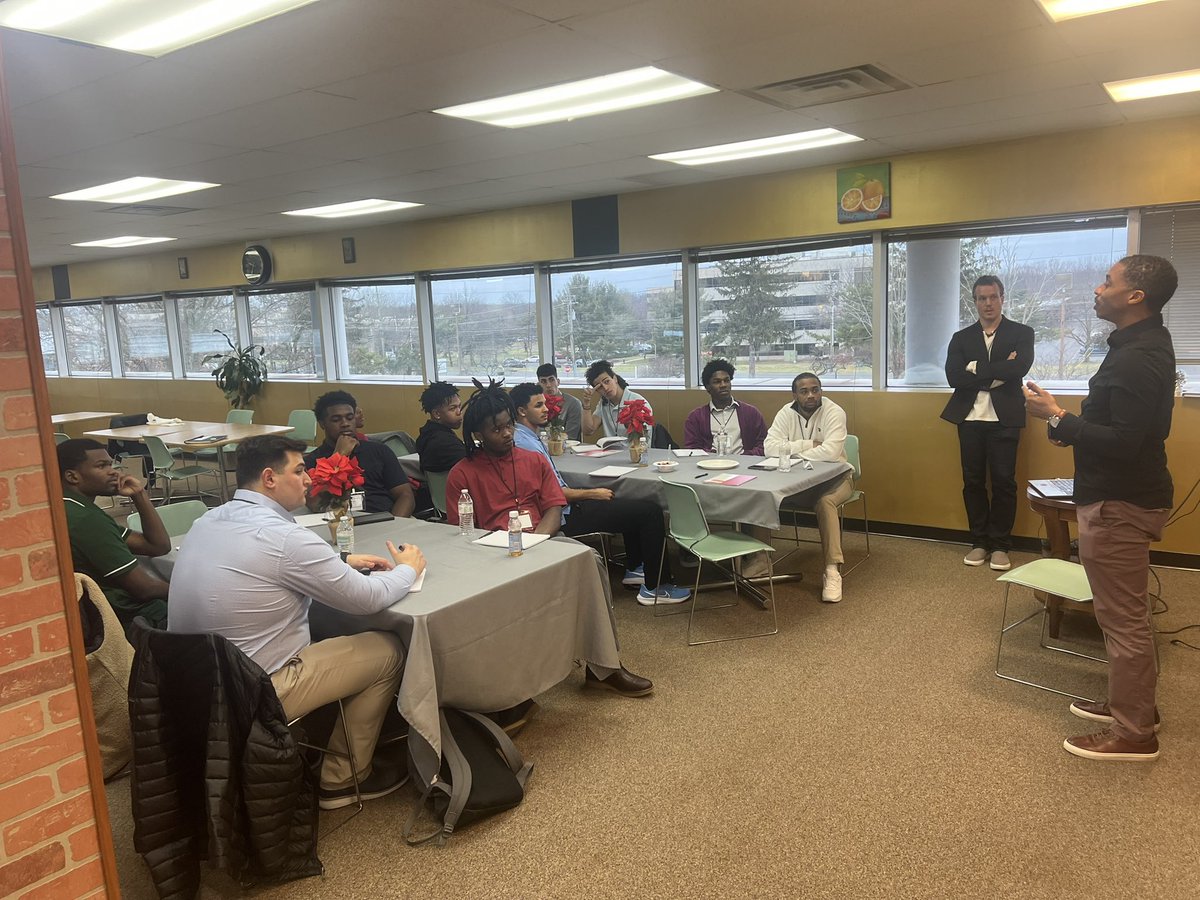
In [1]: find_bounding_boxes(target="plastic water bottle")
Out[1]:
[336,515,355,554]
[507,510,523,557]
[539,429,549,446]
[458,489,474,535]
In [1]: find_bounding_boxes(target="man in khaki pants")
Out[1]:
[1025,255,1178,762]
[169,435,426,807]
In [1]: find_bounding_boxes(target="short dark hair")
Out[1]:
[236,435,309,488]
[972,275,1005,298]
[57,438,106,474]
[792,372,822,391]
[701,358,735,387]
[536,363,557,379]
[510,382,543,412]
[1119,254,1178,313]
[314,390,357,423]
[461,378,513,459]
[585,360,627,390]
[419,381,459,414]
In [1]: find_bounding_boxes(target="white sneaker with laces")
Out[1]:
[821,568,842,603]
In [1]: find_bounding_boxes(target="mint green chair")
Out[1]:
[426,470,450,517]
[145,436,216,504]
[127,500,208,539]
[287,409,318,453]
[995,558,1103,702]
[656,479,777,646]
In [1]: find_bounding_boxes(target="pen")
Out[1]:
[694,473,708,479]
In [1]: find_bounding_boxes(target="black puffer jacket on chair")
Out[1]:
[128,620,322,899]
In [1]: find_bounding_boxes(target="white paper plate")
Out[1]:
[696,458,739,470]
[563,440,580,448]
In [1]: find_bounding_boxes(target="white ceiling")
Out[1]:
[2,0,1198,267]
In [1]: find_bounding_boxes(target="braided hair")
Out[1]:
[461,377,513,458]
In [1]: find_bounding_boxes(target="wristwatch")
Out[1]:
[1048,411,1065,429]
[340,551,350,563]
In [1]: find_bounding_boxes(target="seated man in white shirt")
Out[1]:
[168,435,427,810]
[581,359,653,444]
[764,373,855,604]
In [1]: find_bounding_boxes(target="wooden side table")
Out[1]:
[1025,486,1082,638]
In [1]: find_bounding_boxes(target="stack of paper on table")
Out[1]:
[705,473,757,486]
[672,448,708,457]
[589,465,637,478]
[472,531,551,549]
[571,443,600,452]
[578,448,620,458]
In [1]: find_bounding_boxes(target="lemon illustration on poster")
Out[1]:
[837,162,891,224]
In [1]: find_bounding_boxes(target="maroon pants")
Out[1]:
[1076,500,1169,742]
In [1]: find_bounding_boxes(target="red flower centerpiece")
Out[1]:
[308,452,365,514]
[616,398,655,465]
[544,393,567,455]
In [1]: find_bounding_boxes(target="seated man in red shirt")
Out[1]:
[446,381,653,697]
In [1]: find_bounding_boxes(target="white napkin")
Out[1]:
[146,413,184,425]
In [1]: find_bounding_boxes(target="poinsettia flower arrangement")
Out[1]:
[616,398,654,437]
[307,453,365,513]
[544,393,565,430]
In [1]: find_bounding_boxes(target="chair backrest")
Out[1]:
[649,425,677,450]
[287,409,317,443]
[427,470,450,516]
[844,434,861,479]
[658,480,710,546]
[226,409,254,425]
[128,500,208,538]
[54,432,70,445]
[143,435,177,471]
[108,413,150,459]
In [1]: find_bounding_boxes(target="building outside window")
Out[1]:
[697,241,874,388]
[430,270,534,382]
[36,306,56,375]
[60,303,110,375]
[247,287,322,377]
[550,258,683,384]
[176,294,237,375]
[335,282,422,380]
[115,297,170,375]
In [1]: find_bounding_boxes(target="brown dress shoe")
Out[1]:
[584,666,653,697]
[1069,699,1161,733]
[1064,729,1159,762]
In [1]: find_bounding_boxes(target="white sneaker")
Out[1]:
[821,569,842,603]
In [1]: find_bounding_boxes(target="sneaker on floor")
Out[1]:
[621,565,645,586]
[963,547,988,566]
[1069,699,1161,733]
[319,761,408,810]
[637,584,690,606]
[821,569,842,603]
[989,550,1012,571]
[1063,729,1159,762]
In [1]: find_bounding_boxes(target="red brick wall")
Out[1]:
[0,39,116,900]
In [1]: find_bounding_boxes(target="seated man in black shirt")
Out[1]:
[415,381,467,473]
[305,391,414,517]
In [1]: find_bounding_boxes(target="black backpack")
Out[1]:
[403,708,533,845]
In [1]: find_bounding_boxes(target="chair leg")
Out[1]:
[687,550,779,646]
[995,585,1098,702]
[839,495,870,577]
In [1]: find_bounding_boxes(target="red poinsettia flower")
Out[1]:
[307,453,365,510]
[616,398,655,436]
[543,393,565,428]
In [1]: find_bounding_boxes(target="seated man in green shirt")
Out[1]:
[57,439,172,632]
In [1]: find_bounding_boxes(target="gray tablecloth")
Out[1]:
[151,516,619,786]
[553,448,851,529]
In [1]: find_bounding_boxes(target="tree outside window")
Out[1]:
[36,307,57,375]
[61,304,110,375]
[248,289,322,377]
[338,283,422,379]
[178,295,236,374]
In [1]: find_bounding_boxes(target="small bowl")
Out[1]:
[653,460,679,473]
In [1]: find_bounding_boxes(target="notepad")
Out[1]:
[705,473,756,486]
[188,434,226,443]
[578,448,620,458]
[590,465,637,478]
[473,531,551,549]
[407,568,427,592]
[672,448,708,457]
[571,443,601,453]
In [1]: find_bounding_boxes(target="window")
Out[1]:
[36,306,57,375]
[60,303,110,375]
[1140,206,1200,381]
[247,287,322,377]
[697,241,874,387]
[430,270,534,381]
[176,293,237,375]
[115,297,170,375]
[886,219,1128,388]
[550,258,684,384]
[335,282,423,380]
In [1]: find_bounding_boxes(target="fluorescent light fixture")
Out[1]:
[52,177,220,204]
[1036,0,1168,21]
[71,236,177,248]
[434,67,717,128]
[1104,68,1200,101]
[649,128,863,166]
[0,0,321,57]
[281,199,423,219]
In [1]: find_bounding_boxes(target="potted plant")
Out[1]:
[202,330,268,409]
[307,453,365,545]
[617,398,654,465]
[544,393,567,456]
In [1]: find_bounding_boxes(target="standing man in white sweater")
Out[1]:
[764,372,854,602]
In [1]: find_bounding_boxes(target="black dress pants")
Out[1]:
[562,497,673,588]
[957,421,1021,552]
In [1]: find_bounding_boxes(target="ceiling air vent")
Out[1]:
[103,204,195,216]
[743,64,910,110]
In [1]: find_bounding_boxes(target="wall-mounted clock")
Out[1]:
[241,244,272,285]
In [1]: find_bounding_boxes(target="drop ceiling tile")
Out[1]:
[0,29,145,109]
[10,112,131,165]
[269,113,490,161]
[35,136,245,179]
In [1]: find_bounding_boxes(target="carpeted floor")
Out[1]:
[105,533,1200,899]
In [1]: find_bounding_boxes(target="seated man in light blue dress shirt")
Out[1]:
[168,435,427,811]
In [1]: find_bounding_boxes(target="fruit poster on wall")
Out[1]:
[837,162,890,223]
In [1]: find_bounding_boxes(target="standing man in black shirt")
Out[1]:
[1025,255,1178,762]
